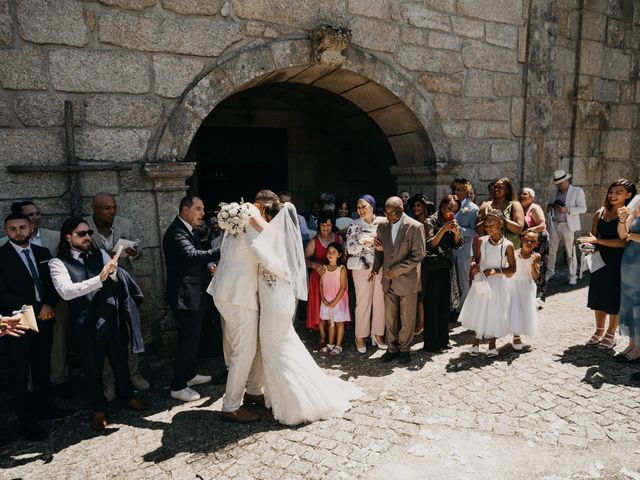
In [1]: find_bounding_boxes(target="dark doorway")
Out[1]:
[191,126,288,209]
[186,82,398,213]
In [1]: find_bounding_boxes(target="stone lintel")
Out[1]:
[144,162,196,191]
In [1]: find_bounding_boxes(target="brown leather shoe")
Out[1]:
[243,393,266,407]
[90,411,108,431]
[220,406,260,424]
[125,397,151,411]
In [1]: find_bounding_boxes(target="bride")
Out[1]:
[251,201,361,426]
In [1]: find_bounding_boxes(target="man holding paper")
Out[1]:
[85,192,150,397]
[0,213,71,441]
[49,217,149,431]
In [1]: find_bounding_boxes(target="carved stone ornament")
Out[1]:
[309,26,352,66]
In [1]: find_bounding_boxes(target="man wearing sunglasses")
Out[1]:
[49,218,149,431]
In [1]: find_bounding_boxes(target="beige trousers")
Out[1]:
[352,269,386,339]
[384,288,417,353]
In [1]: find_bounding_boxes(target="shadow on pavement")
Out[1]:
[556,343,640,389]
[138,405,290,463]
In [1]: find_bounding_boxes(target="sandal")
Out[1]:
[598,332,617,350]
[469,345,480,357]
[586,328,605,345]
[486,348,499,358]
[330,345,343,356]
[320,344,334,353]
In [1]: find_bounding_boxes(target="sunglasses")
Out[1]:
[72,229,94,238]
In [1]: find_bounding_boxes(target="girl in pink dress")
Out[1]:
[319,242,350,356]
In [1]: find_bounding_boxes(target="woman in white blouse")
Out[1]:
[345,195,386,353]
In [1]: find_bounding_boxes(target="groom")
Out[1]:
[210,190,280,423]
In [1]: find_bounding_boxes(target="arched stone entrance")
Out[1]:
[150,38,450,207]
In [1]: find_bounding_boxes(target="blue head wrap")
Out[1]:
[358,194,376,213]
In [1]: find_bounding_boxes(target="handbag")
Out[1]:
[472,272,492,298]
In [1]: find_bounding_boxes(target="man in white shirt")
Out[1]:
[546,170,587,285]
[49,217,149,431]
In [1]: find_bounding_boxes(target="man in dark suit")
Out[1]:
[373,197,426,365]
[0,213,71,441]
[162,195,217,402]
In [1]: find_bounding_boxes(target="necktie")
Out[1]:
[79,251,88,264]
[22,249,44,302]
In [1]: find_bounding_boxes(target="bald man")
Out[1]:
[84,192,149,397]
[373,196,425,364]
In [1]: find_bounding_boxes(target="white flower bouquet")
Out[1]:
[217,200,249,236]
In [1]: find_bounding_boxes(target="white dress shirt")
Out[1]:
[391,214,403,244]
[178,216,194,233]
[49,249,114,301]
[30,229,43,247]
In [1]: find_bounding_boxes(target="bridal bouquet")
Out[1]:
[217,200,249,236]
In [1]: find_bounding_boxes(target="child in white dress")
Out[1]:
[509,231,540,349]
[320,242,350,355]
[460,209,516,357]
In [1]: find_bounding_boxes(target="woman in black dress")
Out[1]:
[579,179,636,349]
[422,195,463,353]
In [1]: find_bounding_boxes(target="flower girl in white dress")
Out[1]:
[459,210,516,357]
[509,230,540,350]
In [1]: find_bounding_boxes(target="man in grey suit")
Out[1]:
[451,179,479,312]
[85,192,149,396]
[373,197,426,364]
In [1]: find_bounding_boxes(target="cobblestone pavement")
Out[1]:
[2,276,640,480]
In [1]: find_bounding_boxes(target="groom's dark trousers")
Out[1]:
[162,216,215,391]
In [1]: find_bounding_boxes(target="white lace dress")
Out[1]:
[252,204,361,426]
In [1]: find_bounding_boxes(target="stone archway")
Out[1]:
[151,38,448,193]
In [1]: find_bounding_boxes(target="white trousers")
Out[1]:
[215,300,264,412]
[547,221,577,278]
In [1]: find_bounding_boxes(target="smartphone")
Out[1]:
[443,212,454,222]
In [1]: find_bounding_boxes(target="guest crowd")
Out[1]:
[1,169,639,443]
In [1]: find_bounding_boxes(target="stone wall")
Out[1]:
[0,0,637,353]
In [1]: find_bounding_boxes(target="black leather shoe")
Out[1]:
[615,354,640,364]
[423,346,443,353]
[0,432,11,446]
[18,420,48,441]
[381,351,399,363]
[53,382,74,399]
[37,405,75,420]
[398,352,411,364]
[213,370,228,385]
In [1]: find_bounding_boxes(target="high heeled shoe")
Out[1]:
[355,339,367,354]
[371,336,387,350]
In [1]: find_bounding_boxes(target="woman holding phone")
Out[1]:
[422,195,463,353]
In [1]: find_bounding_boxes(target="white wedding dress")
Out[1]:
[252,203,361,426]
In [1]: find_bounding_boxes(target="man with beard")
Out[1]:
[49,217,149,431]
[85,192,149,399]
[0,213,71,441]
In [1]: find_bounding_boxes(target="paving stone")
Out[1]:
[2,284,640,479]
